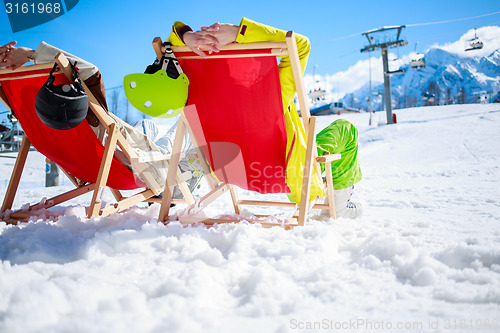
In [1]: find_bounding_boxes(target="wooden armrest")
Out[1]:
[316,154,341,163]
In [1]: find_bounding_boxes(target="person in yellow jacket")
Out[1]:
[165,18,325,205]
[166,18,363,218]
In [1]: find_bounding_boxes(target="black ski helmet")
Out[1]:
[35,62,88,130]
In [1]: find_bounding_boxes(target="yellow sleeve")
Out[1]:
[166,21,192,46]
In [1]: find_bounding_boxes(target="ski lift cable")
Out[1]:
[406,10,500,27]
[315,10,500,45]
[412,21,498,45]
[315,32,367,45]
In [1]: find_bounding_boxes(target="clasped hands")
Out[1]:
[183,22,239,58]
[0,41,35,70]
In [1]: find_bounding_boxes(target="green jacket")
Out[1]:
[316,119,362,189]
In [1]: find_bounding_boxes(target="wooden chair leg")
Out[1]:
[229,185,241,215]
[110,189,124,201]
[159,119,187,222]
[58,166,82,187]
[325,161,337,218]
[88,123,119,218]
[1,135,31,212]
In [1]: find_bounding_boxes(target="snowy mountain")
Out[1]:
[341,48,500,110]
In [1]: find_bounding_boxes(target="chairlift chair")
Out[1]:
[410,42,426,69]
[410,56,426,69]
[386,46,405,75]
[308,88,327,103]
[467,39,483,51]
[465,29,484,51]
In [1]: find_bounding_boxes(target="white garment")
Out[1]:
[335,186,363,219]
[321,185,363,219]
[134,119,192,156]
[32,42,98,81]
[333,186,354,213]
[134,119,202,197]
[97,114,169,194]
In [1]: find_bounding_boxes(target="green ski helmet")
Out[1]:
[124,43,189,118]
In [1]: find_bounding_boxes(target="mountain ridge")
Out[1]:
[340,47,500,110]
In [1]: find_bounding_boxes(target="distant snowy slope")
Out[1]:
[327,26,500,110]
[342,47,500,110]
[1,104,500,333]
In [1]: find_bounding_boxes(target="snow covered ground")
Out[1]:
[1,104,499,333]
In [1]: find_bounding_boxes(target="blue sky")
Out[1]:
[1,0,500,110]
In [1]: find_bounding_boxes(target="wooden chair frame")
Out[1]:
[0,53,194,224]
[154,32,340,229]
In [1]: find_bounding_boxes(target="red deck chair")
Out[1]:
[0,53,194,223]
[154,32,341,228]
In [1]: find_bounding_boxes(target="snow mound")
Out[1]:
[1,104,500,332]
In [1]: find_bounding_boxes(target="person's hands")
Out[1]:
[0,41,34,70]
[0,41,17,64]
[183,31,220,58]
[200,22,238,48]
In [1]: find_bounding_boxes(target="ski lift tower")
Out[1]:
[361,26,408,124]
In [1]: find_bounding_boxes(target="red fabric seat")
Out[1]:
[179,52,290,194]
[1,69,145,190]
